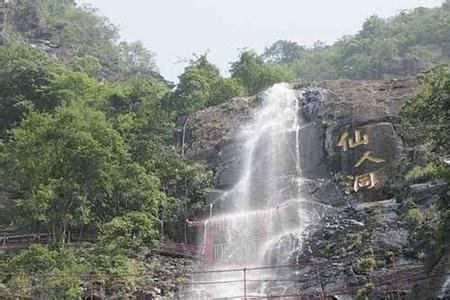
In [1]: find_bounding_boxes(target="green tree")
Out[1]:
[289,4,450,80]
[231,50,295,95]
[209,78,245,106]
[172,67,210,115]
[230,50,265,95]
[169,55,217,116]
[401,65,450,154]
[38,0,76,22]
[359,15,386,37]
[0,44,63,138]
[262,40,305,64]
[189,54,222,86]
[100,211,158,250]
[46,4,121,79]
[5,244,138,299]
[168,54,245,116]
[444,0,450,11]
[142,145,213,239]
[69,55,102,77]
[4,103,162,241]
[118,41,159,77]
[106,77,173,162]
[401,65,450,262]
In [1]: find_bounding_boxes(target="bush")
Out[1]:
[346,233,363,251]
[401,65,450,155]
[100,211,159,250]
[406,208,425,228]
[7,245,84,298]
[356,256,377,274]
[4,244,139,299]
[405,163,439,183]
[356,283,376,300]
[356,248,377,274]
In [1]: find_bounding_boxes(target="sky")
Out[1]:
[78,0,444,82]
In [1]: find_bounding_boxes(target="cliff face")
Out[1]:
[0,0,54,47]
[181,78,417,206]
[179,78,449,298]
[0,0,166,83]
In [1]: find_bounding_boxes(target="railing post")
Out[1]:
[243,267,247,300]
[89,273,94,300]
[392,253,401,299]
[315,261,325,300]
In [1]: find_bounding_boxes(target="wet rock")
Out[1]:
[297,123,329,179]
[215,143,244,189]
[183,79,417,208]
[178,79,442,298]
[178,97,254,167]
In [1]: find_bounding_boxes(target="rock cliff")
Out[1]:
[178,78,449,298]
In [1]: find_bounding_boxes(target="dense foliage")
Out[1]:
[0,43,211,298]
[0,42,214,237]
[6,244,138,298]
[262,1,450,80]
[231,50,295,95]
[401,65,450,153]
[1,0,450,297]
[0,45,64,137]
[400,65,450,261]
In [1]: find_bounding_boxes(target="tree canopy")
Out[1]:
[1,0,450,297]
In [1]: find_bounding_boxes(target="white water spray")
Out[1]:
[186,84,325,298]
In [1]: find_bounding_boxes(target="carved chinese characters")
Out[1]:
[337,130,369,151]
[354,151,385,168]
[346,173,377,193]
[337,130,386,194]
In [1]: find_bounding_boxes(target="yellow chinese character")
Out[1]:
[345,172,378,194]
[337,130,369,151]
[354,151,386,168]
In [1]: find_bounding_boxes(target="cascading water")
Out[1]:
[186,83,326,299]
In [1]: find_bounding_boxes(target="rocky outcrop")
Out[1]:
[0,0,166,83]
[374,55,434,80]
[301,79,417,203]
[181,78,417,205]
[0,0,58,50]
[179,78,449,298]
[176,97,256,169]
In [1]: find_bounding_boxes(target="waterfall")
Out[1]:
[231,83,302,209]
[187,83,325,299]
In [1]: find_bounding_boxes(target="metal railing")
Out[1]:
[178,251,450,299]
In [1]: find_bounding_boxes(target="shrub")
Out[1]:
[406,208,425,228]
[100,211,159,250]
[356,248,377,274]
[405,163,439,183]
[356,256,377,274]
[356,283,376,300]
